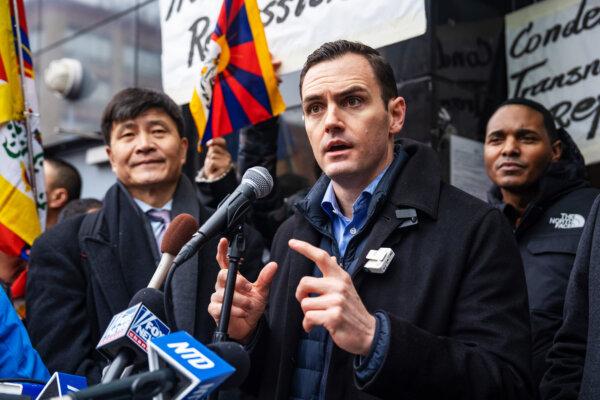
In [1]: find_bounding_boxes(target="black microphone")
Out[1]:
[172,166,273,267]
[98,288,170,383]
[206,341,250,390]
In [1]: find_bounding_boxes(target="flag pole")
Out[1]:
[10,0,39,209]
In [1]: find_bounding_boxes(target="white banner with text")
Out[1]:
[505,0,600,164]
[160,0,427,105]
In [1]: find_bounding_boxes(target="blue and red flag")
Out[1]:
[190,0,285,150]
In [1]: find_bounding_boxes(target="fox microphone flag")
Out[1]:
[189,0,285,151]
[97,295,171,383]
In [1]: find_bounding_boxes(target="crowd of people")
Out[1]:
[0,39,599,399]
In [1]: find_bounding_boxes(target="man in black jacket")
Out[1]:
[484,98,599,391]
[26,88,263,383]
[208,40,533,399]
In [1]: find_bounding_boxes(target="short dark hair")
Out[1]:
[101,87,185,145]
[495,98,559,142]
[299,40,398,105]
[45,158,82,200]
[58,198,102,223]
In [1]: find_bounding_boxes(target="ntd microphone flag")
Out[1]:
[148,331,235,400]
[97,303,170,361]
[35,372,87,399]
[189,0,285,151]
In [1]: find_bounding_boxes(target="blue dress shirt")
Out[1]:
[320,168,388,258]
[319,166,392,386]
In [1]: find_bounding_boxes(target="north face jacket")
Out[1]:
[488,129,599,392]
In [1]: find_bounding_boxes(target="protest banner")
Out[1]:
[160,0,426,105]
[506,0,600,164]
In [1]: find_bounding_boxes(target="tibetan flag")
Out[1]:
[0,0,23,124]
[0,0,45,259]
[190,0,285,151]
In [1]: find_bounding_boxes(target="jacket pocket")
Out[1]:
[524,234,580,315]
[526,234,579,255]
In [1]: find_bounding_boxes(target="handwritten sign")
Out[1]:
[159,0,426,105]
[506,0,600,164]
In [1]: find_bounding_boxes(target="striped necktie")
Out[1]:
[146,208,171,250]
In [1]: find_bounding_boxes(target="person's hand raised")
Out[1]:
[203,137,232,180]
[208,238,278,342]
[290,239,376,356]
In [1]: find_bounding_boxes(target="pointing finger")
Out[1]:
[289,239,344,278]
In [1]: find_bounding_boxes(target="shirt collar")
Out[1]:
[133,198,173,213]
[321,165,389,220]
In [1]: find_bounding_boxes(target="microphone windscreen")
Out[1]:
[207,341,250,389]
[160,213,199,255]
[241,166,273,199]
[128,288,167,323]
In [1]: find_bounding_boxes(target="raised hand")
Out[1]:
[203,137,232,180]
[290,239,376,356]
[208,238,278,342]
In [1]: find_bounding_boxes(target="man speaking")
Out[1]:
[209,40,533,399]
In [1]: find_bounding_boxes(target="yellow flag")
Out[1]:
[0,0,24,124]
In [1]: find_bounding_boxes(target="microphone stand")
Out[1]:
[213,224,245,343]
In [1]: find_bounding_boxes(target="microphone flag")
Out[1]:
[148,331,235,400]
[35,372,87,399]
[97,303,171,360]
[189,0,285,151]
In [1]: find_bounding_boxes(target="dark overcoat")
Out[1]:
[245,139,533,399]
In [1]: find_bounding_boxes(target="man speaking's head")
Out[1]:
[299,41,406,201]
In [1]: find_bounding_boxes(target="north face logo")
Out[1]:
[548,213,585,229]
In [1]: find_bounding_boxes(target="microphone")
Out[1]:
[172,166,273,267]
[97,289,170,383]
[98,214,197,381]
[205,341,249,390]
[147,331,235,400]
[148,213,199,289]
[54,334,247,400]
